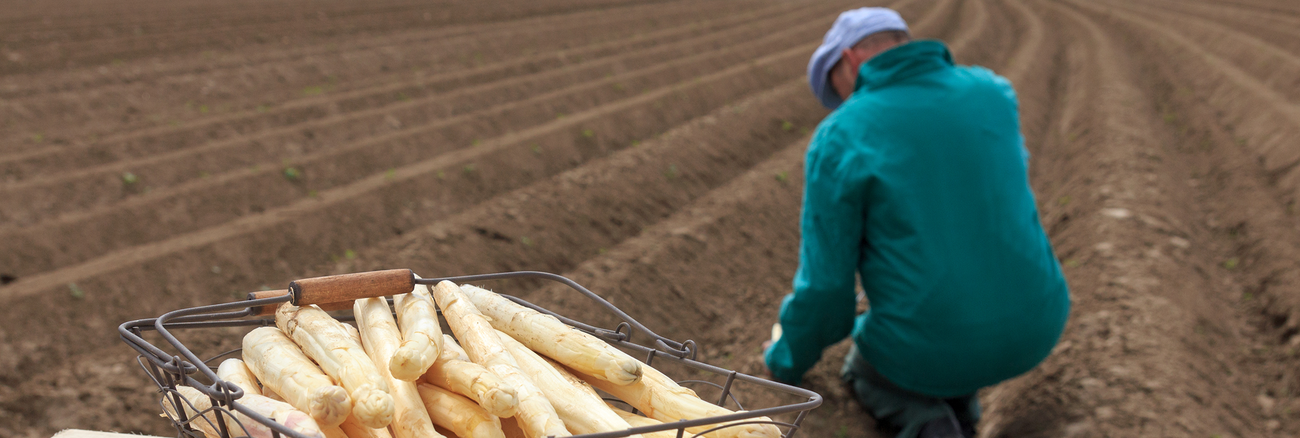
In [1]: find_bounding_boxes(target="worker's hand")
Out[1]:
[759,323,783,382]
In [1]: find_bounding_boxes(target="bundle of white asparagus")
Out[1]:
[192,280,780,438]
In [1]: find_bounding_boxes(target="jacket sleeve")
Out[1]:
[764,123,868,385]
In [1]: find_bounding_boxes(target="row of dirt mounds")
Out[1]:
[0,0,679,77]
[2,0,1299,437]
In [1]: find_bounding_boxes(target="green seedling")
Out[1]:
[664,164,680,180]
[69,283,85,299]
[283,167,302,181]
[530,144,542,155]
[344,249,357,260]
[472,139,482,147]
[385,168,397,180]
[781,120,794,131]
[1058,196,1071,206]
[199,105,209,114]
[582,129,594,138]
[775,171,789,183]
[30,133,43,143]
[463,164,477,173]
[1223,258,1239,270]
[121,172,139,185]
[302,85,326,96]
[1064,259,1080,268]
[520,236,534,247]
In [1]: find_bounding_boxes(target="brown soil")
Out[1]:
[3,0,1299,437]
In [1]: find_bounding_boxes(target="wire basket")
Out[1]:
[119,270,822,438]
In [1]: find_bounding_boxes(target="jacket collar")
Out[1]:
[854,40,954,93]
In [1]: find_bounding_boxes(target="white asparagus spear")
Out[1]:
[391,277,444,381]
[344,323,362,346]
[263,390,362,438]
[415,383,505,438]
[497,331,639,437]
[217,358,262,397]
[354,297,444,438]
[242,327,351,427]
[459,285,642,386]
[277,303,395,429]
[162,386,225,438]
[606,404,681,438]
[167,385,326,438]
[421,336,519,418]
[441,335,470,362]
[321,425,348,438]
[575,360,781,438]
[339,414,395,438]
[264,388,287,403]
[429,281,570,438]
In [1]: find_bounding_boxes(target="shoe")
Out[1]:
[918,414,965,438]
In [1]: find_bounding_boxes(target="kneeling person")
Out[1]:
[763,8,1070,438]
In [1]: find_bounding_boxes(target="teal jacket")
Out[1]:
[764,41,1070,397]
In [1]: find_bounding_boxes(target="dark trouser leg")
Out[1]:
[944,394,981,437]
[840,344,981,438]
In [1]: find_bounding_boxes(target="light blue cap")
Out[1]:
[808,8,909,109]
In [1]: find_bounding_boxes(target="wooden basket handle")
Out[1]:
[288,269,415,306]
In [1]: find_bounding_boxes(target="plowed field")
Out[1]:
[3,0,1299,437]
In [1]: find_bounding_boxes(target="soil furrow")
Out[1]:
[0,0,707,100]
[1184,0,1300,18]
[0,39,817,301]
[0,0,754,148]
[1143,0,1300,50]
[0,0,832,187]
[0,10,850,279]
[1096,0,1300,101]
[0,0,679,77]
[1069,0,1300,192]
[1002,0,1046,82]
[980,2,1279,436]
[948,0,991,62]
